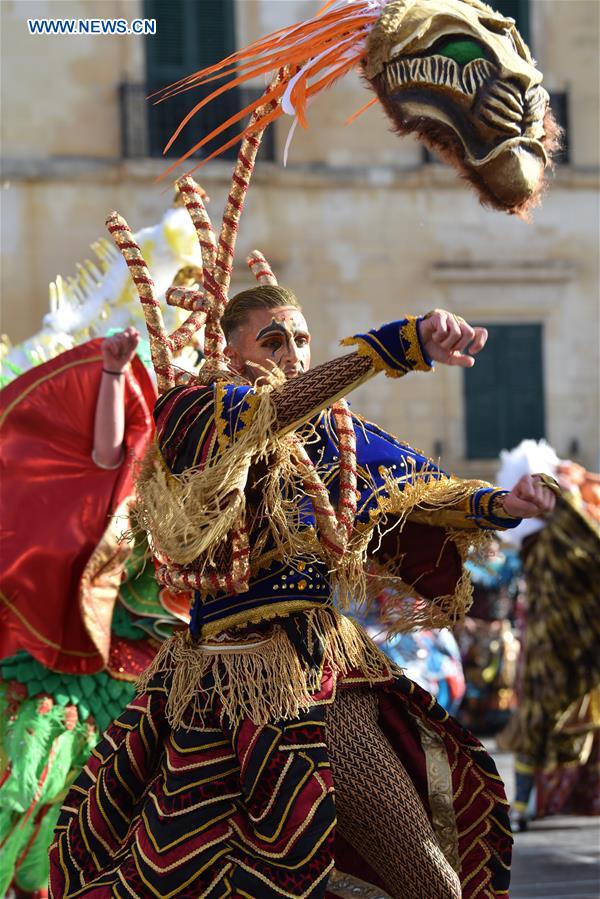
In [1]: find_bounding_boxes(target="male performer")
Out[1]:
[50,287,555,899]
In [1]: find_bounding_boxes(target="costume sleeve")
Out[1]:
[339,316,433,379]
[273,315,432,433]
[350,416,521,534]
[153,316,434,471]
[408,487,522,531]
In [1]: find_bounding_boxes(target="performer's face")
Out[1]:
[226,306,311,382]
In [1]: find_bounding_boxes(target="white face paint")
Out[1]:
[226,306,311,382]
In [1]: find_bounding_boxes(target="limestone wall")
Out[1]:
[1,0,598,472]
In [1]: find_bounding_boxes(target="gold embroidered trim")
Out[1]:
[399,316,431,372]
[339,335,401,378]
[199,599,322,639]
[415,718,460,873]
[340,316,431,379]
[79,496,134,664]
[214,381,261,452]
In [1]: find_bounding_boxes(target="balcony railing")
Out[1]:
[119,82,275,162]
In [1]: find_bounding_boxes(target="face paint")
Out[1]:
[255,314,309,370]
[227,306,311,382]
[255,318,297,361]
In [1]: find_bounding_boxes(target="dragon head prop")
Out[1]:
[366,0,559,213]
[157,0,558,218]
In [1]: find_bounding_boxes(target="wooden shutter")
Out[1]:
[143,0,238,158]
[464,323,545,459]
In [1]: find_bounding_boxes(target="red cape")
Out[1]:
[0,340,157,673]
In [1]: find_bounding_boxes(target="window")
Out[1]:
[143,0,238,159]
[464,324,545,459]
[120,0,274,161]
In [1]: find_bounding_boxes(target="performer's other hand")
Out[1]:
[418,310,487,367]
[502,474,557,519]
[102,327,140,372]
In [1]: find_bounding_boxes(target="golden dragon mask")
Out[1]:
[155,0,559,218]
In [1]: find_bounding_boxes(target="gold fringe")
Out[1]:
[136,607,393,728]
[134,385,278,567]
[137,424,492,633]
[339,334,394,377]
[135,368,493,636]
[333,465,494,627]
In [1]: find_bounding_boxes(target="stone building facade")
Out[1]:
[1,0,598,474]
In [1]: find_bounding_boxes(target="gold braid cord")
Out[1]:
[291,401,357,569]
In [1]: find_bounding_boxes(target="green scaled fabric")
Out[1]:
[111,599,149,640]
[1,652,136,733]
[0,682,97,895]
[118,538,183,641]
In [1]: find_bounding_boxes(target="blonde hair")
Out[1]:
[221,286,301,342]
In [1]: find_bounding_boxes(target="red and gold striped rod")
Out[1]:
[106,212,175,391]
[176,175,217,276]
[247,250,278,286]
[166,285,205,311]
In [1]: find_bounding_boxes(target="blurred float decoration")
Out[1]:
[0,198,207,387]
[0,191,210,896]
[495,439,600,827]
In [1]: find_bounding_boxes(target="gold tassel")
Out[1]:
[332,464,494,626]
[137,607,394,729]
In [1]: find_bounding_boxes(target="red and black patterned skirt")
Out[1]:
[50,666,511,898]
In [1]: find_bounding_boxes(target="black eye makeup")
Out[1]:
[255,318,294,341]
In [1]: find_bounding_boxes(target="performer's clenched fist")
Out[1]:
[102,326,140,373]
[417,310,488,368]
[500,473,557,519]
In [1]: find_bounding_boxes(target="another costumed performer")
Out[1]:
[49,172,556,899]
[496,440,600,830]
[0,329,192,898]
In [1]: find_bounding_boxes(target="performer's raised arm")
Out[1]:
[92,327,140,469]
[154,289,490,467]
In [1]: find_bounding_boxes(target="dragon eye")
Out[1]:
[435,37,488,64]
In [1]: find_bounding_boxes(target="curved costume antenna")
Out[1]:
[247,251,278,286]
[106,212,175,391]
[174,174,227,366]
[165,284,211,357]
[176,175,217,274]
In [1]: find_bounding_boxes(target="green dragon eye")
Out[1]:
[435,38,487,64]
